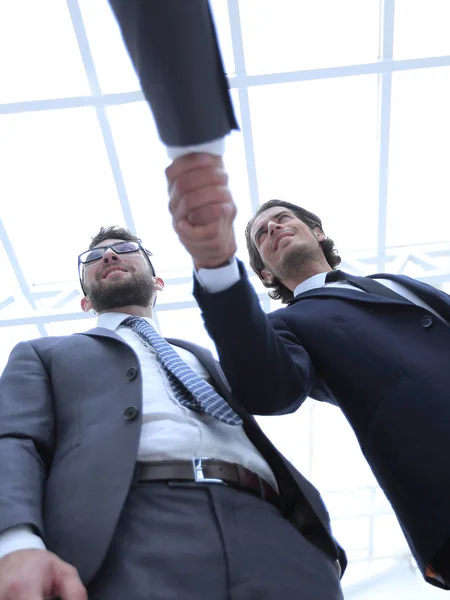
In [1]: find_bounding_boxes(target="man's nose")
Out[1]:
[268,221,282,236]
[102,249,119,263]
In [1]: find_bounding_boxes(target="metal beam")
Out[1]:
[0,91,144,115]
[229,54,450,89]
[227,0,260,214]
[0,291,273,328]
[0,218,48,337]
[0,218,36,309]
[376,0,395,272]
[2,56,450,117]
[66,0,136,233]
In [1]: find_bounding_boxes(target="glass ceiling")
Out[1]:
[1,1,450,595]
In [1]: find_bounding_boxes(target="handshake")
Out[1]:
[166,153,237,270]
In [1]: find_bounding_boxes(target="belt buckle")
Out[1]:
[192,458,227,486]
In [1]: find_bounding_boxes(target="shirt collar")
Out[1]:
[293,272,328,297]
[97,312,159,332]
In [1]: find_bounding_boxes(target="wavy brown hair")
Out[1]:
[245,200,341,304]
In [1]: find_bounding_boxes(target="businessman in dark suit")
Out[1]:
[167,153,450,590]
[0,226,345,599]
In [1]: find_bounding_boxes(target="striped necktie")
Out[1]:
[123,316,242,426]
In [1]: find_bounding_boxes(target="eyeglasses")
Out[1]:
[77,241,156,294]
[79,241,147,264]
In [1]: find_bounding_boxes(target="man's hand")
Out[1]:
[166,153,237,269]
[0,549,87,600]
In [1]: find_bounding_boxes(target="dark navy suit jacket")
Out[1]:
[194,260,450,587]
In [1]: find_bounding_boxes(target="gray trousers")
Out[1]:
[87,481,343,600]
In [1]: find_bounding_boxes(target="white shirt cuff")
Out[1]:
[166,137,225,159]
[0,525,46,560]
[195,257,240,293]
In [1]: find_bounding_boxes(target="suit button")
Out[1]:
[124,406,139,420]
[127,367,138,380]
[421,315,433,328]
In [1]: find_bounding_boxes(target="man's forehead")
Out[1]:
[252,207,294,232]
[93,238,125,248]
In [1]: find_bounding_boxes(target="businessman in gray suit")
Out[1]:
[0,226,345,599]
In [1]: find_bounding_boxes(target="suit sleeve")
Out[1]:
[107,0,239,146]
[0,341,55,540]
[193,261,316,416]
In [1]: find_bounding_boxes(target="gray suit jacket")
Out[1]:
[0,327,346,584]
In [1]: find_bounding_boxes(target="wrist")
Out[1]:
[194,257,233,270]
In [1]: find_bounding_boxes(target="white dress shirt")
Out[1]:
[166,136,225,159]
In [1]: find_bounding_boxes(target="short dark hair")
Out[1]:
[89,226,155,275]
[245,199,341,304]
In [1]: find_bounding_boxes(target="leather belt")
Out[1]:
[137,458,283,510]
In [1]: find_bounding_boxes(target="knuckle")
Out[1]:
[217,186,231,202]
[62,562,79,576]
[215,169,229,186]
[187,189,206,209]
[174,173,190,195]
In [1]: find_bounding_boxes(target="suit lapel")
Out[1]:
[79,330,229,395]
[289,285,406,308]
[370,273,450,322]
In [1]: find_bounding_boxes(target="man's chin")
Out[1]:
[87,274,155,313]
[277,244,315,277]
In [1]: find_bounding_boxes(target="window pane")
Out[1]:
[239,0,381,75]
[0,0,90,102]
[387,67,450,246]
[373,515,409,558]
[105,101,188,273]
[47,316,97,336]
[223,91,253,256]
[78,0,140,94]
[0,239,20,289]
[0,107,125,285]
[210,0,236,76]
[0,325,41,374]
[79,0,236,94]
[156,308,217,355]
[249,76,379,253]
[394,0,450,59]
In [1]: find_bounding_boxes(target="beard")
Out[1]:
[272,242,322,281]
[87,272,155,313]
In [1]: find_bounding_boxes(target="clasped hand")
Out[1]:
[166,153,237,269]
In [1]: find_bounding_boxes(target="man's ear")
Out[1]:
[314,226,326,242]
[151,277,165,308]
[81,296,93,313]
[260,268,274,285]
[153,276,164,292]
